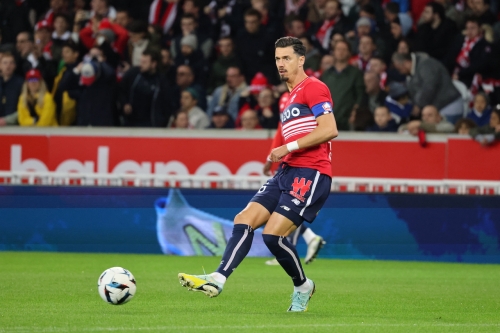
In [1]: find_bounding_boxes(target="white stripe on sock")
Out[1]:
[222,226,249,271]
[299,171,320,216]
[292,224,301,246]
[278,236,304,281]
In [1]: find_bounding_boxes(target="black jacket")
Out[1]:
[0,74,24,117]
[119,67,176,127]
[446,36,490,87]
[415,19,457,62]
[63,61,117,126]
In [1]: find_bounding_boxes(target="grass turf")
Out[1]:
[0,252,499,333]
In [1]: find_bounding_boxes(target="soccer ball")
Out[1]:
[97,267,136,305]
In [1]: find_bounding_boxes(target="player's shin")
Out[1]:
[215,224,255,280]
[263,234,307,287]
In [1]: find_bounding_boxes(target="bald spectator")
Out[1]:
[401,105,455,135]
[393,52,463,124]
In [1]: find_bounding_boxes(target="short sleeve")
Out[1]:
[305,81,334,118]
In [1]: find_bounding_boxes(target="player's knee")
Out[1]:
[233,211,248,225]
[262,234,280,253]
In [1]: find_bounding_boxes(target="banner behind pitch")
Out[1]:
[1,186,499,263]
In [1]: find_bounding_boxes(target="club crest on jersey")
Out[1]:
[322,102,332,112]
[290,177,312,202]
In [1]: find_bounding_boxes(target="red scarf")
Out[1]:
[349,54,370,72]
[380,71,387,90]
[316,18,336,49]
[149,0,178,34]
[455,36,480,70]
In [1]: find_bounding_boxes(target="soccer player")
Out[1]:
[263,120,326,266]
[178,36,338,312]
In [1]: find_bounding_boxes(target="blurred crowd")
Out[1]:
[0,0,499,143]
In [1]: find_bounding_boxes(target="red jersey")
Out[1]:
[280,76,334,177]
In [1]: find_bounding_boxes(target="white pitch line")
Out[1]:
[1,323,500,332]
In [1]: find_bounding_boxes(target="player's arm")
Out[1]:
[269,112,338,162]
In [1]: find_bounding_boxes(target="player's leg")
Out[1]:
[303,227,326,264]
[178,176,280,297]
[265,218,302,266]
[262,212,315,312]
[178,202,270,297]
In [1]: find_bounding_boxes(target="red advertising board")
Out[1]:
[1,130,499,180]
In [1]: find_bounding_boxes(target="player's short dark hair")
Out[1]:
[426,2,445,21]
[385,2,400,14]
[275,37,306,57]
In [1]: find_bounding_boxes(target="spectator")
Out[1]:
[51,41,79,126]
[0,0,33,44]
[91,0,117,21]
[400,105,455,135]
[350,35,376,72]
[235,8,277,84]
[174,64,206,111]
[311,0,350,53]
[392,52,463,124]
[115,10,133,29]
[65,57,116,126]
[207,37,242,94]
[0,52,24,126]
[466,92,492,126]
[455,118,477,134]
[42,0,70,25]
[159,47,175,82]
[207,66,248,119]
[209,105,235,129]
[329,32,346,53]
[120,49,176,127]
[366,106,398,132]
[346,17,372,55]
[124,21,151,67]
[446,17,490,87]
[182,0,213,43]
[170,111,190,129]
[383,2,413,37]
[307,0,328,25]
[321,40,365,131]
[79,16,129,57]
[384,17,404,58]
[237,72,269,124]
[284,0,309,21]
[173,88,210,129]
[319,54,334,73]
[368,56,388,88]
[34,21,54,61]
[171,14,213,60]
[470,0,497,26]
[285,17,306,38]
[362,71,386,114]
[468,108,500,145]
[300,35,322,72]
[51,14,73,63]
[397,38,411,55]
[17,69,57,126]
[149,0,180,39]
[347,0,384,34]
[15,32,35,74]
[255,87,279,129]
[239,109,261,130]
[415,2,457,63]
[174,34,209,86]
[385,81,412,125]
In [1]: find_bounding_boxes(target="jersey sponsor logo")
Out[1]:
[291,198,301,206]
[290,177,312,202]
[322,102,332,112]
[280,107,301,122]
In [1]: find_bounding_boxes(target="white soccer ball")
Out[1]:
[97,267,136,305]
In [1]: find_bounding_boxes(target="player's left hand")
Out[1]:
[270,145,290,162]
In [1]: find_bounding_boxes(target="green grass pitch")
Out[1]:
[1,252,499,333]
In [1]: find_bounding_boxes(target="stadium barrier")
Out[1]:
[0,171,500,195]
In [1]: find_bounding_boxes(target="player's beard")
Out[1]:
[280,74,289,82]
